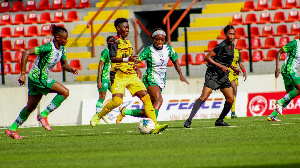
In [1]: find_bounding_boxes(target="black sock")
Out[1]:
[217,102,232,122]
[187,98,204,122]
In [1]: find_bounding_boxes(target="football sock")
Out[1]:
[141,94,157,124]
[279,89,298,107]
[187,98,204,122]
[231,96,236,113]
[155,109,159,118]
[270,110,279,117]
[123,108,142,117]
[9,108,31,131]
[97,96,123,118]
[40,94,65,118]
[217,102,232,121]
[96,98,104,114]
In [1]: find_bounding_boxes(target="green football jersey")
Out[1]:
[98,48,111,80]
[281,39,300,74]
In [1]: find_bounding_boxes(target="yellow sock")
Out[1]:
[97,96,123,118]
[231,96,236,112]
[141,94,157,124]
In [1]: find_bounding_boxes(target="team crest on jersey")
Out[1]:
[47,78,53,83]
[104,83,108,87]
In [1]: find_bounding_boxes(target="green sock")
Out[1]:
[155,109,159,118]
[96,99,104,114]
[279,89,298,107]
[40,95,66,117]
[9,108,31,131]
[270,110,279,117]
[123,108,142,117]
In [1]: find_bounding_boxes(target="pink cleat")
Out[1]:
[5,129,23,139]
[37,114,51,131]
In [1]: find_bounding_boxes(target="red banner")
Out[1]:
[247,91,300,116]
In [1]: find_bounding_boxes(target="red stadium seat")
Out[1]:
[277,36,290,48]
[217,29,226,39]
[40,25,51,36]
[275,25,288,36]
[167,58,174,67]
[286,10,299,22]
[138,60,146,68]
[52,61,63,72]
[37,0,50,11]
[0,63,12,75]
[0,14,11,25]
[28,55,37,62]
[269,0,283,10]
[231,14,243,25]
[0,2,11,13]
[205,40,218,52]
[294,36,300,40]
[28,39,40,49]
[240,51,249,62]
[25,0,37,11]
[3,40,12,51]
[235,27,247,39]
[1,27,12,38]
[280,53,287,60]
[42,38,52,45]
[241,1,255,12]
[63,0,77,9]
[64,11,79,22]
[76,0,90,8]
[262,37,277,49]
[51,0,64,10]
[288,23,300,35]
[191,53,206,65]
[271,11,286,23]
[180,54,193,66]
[250,38,263,49]
[264,49,277,61]
[24,13,38,24]
[38,12,52,24]
[51,11,65,23]
[1,52,12,63]
[236,39,248,50]
[252,50,264,62]
[249,26,261,37]
[283,0,298,9]
[11,26,25,38]
[11,63,22,74]
[70,59,82,70]
[260,25,275,37]
[12,14,25,25]
[254,0,269,11]
[12,39,26,51]
[25,25,39,37]
[242,13,258,25]
[257,12,271,24]
[12,51,23,63]
[10,1,25,12]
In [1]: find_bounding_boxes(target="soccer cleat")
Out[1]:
[184,120,192,128]
[102,116,109,124]
[90,114,101,127]
[153,124,168,134]
[116,106,126,124]
[224,116,231,119]
[215,120,231,126]
[37,114,51,131]
[267,116,281,122]
[5,129,23,139]
[275,100,283,115]
[231,114,237,118]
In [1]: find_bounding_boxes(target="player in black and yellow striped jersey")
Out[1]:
[90,18,168,134]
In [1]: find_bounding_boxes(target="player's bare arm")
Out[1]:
[97,60,105,89]
[172,59,190,85]
[61,59,78,74]
[275,48,285,78]
[205,51,229,72]
[18,48,36,85]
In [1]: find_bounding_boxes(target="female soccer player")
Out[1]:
[90,18,168,134]
[267,38,300,122]
[184,25,239,128]
[116,28,189,123]
[5,25,78,139]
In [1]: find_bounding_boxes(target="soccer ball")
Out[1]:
[138,118,155,134]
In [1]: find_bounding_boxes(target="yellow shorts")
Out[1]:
[110,71,146,95]
[228,71,239,86]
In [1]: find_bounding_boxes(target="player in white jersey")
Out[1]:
[116,28,189,123]
[5,25,78,139]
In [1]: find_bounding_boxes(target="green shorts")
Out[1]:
[28,77,56,96]
[142,80,162,93]
[282,73,300,90]
[98,78,111,92]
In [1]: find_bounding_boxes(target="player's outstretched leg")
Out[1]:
[184,98,204,128]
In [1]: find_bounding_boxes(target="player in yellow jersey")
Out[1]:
[90,18,168,134]
[226,48,247,119]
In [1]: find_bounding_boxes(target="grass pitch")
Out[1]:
[1,115,300,168]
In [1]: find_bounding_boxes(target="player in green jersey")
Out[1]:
[268,39,300,122]
[5,25,78,139]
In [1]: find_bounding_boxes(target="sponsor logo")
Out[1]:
[166,98,224,111]
[248,95,268,116]
[47,78,53,84]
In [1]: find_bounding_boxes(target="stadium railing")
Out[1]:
[134,19,151,55]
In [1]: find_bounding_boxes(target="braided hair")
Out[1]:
[51,24,68,36]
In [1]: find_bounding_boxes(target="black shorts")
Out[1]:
[204,68,232,90]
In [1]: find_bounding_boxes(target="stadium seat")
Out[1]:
[28,55,37,62]
[283,0,298,9]
[51,11,65,23]
[192,53,206,65]
[139,60,146,68]
[11,26,25,38]
[1,52,12,63]
[76,0,90,8]
[286,11,299,22]
[25,0,37,11]
[70,59,82,70]
[63,0,77,9]
[280,53,287,60]
[51,0,64,10]
[37,0,51,11]
[269,0,283,10]
[231,14,243,25]
[42,38,52,45]
[277,36,290,48]
[10,1,25,12]
[167,59,173,67]
[38,12,52,24]
[294,36,300,40]
[254,0,269,11]
[288,23,300,35]
[24,13,38,24]
[11,63,22,74]
[241,1,255,12]
[240,51,249,62]
[28,39,40,49]
[250,38,263,49]
[0,63,12,75]
[25,25,39,37]
[1,27,12,38]
[264,49,277,61]
[236,39,248,50]
[0,14,11,25]
[271,11,286,23]
[257,12,271,24]
[52,61,63,72]
[12,51,23,63]
[2,40,12,51]
[12,39,26,51]
[40,25,51,36]
[64,11,79,22]
[242,13,258,25]
[249,26,261,37]
[205,40,218,52]
[11,14,25,25]
[252,50,264,62]
[180,54,193,66]
[0,2,10,13]
[57,24,65,28]
[235,27,247,39]
[260,25,275,37]
[217,29,226,39]
[275,25,288,36]
[262,37,277,49]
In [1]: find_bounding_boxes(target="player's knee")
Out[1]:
[156,96,163,105]
[112,96,123,107]
[226,97,234,105]
[61,88,69,98]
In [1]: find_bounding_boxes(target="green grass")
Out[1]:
[1,115,300,168]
